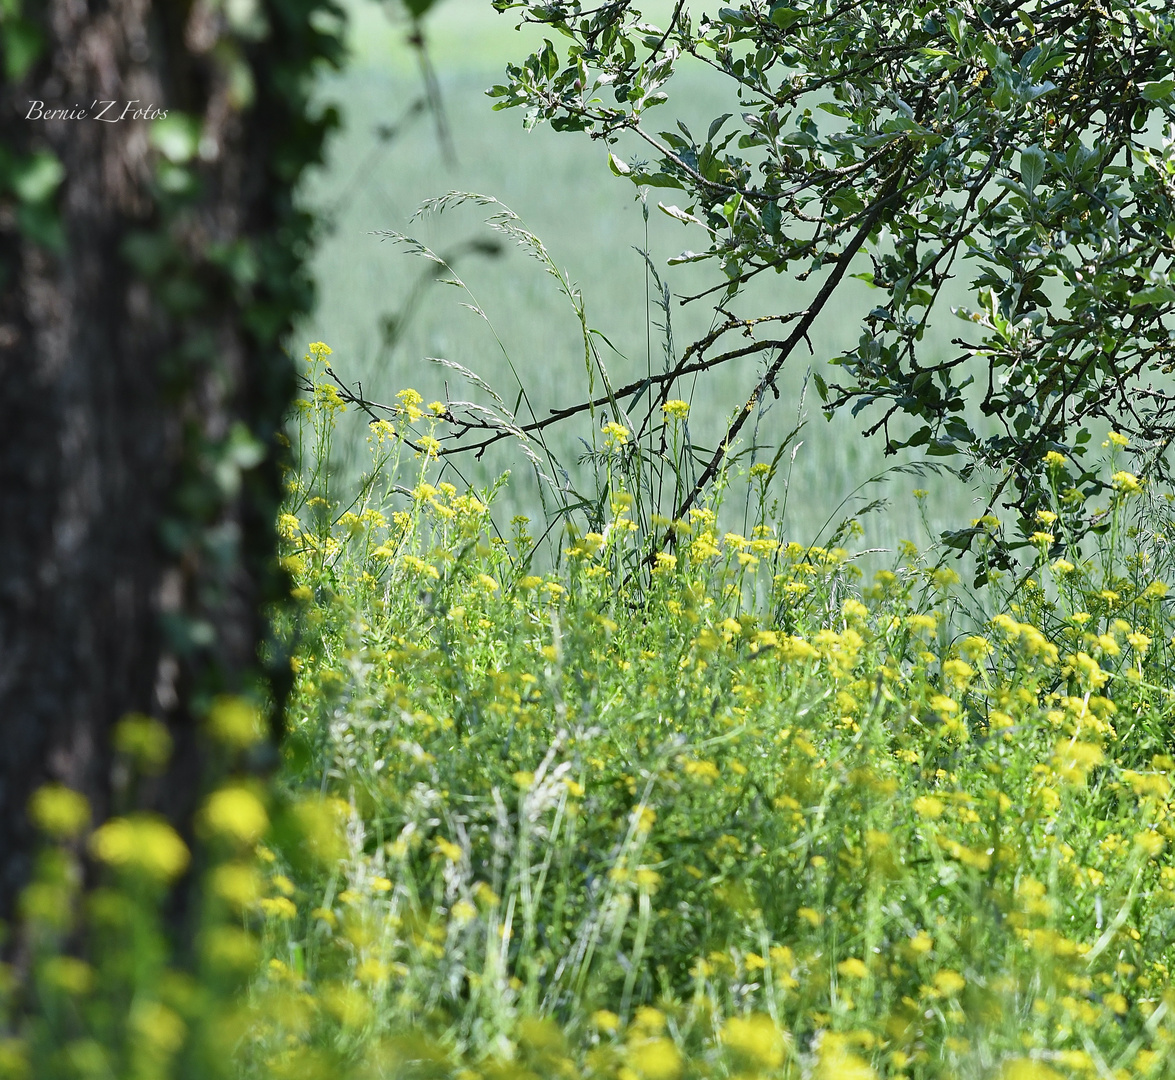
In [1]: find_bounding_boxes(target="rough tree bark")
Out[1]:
[0,0,339,933]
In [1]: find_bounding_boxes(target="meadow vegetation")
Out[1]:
[9,0,1175,1074]
[258,350,1175,1077]
[9,342,1175,1079]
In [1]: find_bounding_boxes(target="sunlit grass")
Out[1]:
[246,355,1175,1078]
[301,1,985,551]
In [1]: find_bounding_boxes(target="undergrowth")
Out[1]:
[246,346,1175,1079]
[9,344,1175,1080]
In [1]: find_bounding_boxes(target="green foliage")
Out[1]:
[487,0,1175,557]
[11,348,1175,1078]
[206,352,1175,1077]
[10,0,1175,1073]
[0,0,346,1067]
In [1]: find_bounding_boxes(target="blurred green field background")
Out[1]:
[299,0,993,555]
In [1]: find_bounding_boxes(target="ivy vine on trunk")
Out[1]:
[0,0,343,941]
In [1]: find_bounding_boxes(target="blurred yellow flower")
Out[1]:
[913,796,945,819]
[206,696,265,750]
[28,784,90,839]
[201,786,269,846]
[593,1009,621,1033]
[211,863,262,910]
[999,1060,1063,1080]
[258,896,297,920]
[91,815,189,882]
[909,930,934,954]
[932,969,966,996]
[722,1013,786,1067]
[626,1036,681,1080]
[113,714,173,772]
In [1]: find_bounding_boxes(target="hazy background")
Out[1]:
[298,0,995,555]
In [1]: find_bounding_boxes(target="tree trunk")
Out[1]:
[0,0,337,933]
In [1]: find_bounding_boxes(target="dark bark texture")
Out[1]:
[0,0,338,933]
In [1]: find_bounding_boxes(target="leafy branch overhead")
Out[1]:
[487,0,1175,546]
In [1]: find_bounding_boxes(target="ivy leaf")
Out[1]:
[152,115,201,165]
[3,19,43,81]
[11,152,64,204]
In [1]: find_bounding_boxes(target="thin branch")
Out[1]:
[668,147,916,527]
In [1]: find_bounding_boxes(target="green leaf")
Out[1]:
[11,152,64,203]
[941,527,981,551]
[16,202,64,251]
[658,203,705,227]
[1130,286,1175,308]
[1140,80,1175,102]
[539,39,558,80]
[707,113,733,142]
[3,18,43,81]
[769,5,802,29]
[640,172,685,189]
[1019,146,1045,196]
[608,153,631,177]
[151,114,201,164]
[121,233,175,276]
[666,250,710,265]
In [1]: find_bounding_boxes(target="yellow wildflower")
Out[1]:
[28,785,91,839]
[91,815,190,882]
[396,388,424,421]
[201,786,269,846]
[722,1014,786,1067]
[258,896,297,920]
[933,969,966,996]
[1112,470,1141,494]
[602,421,630,448]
